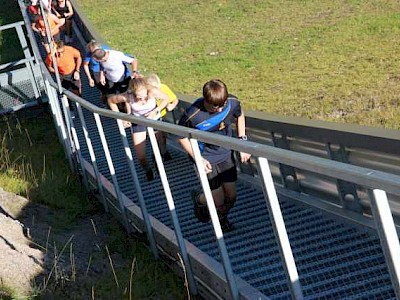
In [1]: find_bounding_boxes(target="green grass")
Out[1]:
[0,280,17,300]
[38,221,185,300]
[75,0,400,129]
[0,0,24,65]
[0,111,95,228]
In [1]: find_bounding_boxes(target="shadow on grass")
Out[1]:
[0,106,186,299]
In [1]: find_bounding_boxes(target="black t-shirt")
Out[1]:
[178,95,242,164]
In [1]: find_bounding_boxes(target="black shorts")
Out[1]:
[105,76,130,96]
[201,155,237,190]
[61,72,81,93]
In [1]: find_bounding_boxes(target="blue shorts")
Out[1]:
[130,118,163,133]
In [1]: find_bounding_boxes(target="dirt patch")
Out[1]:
[0,187,128,298]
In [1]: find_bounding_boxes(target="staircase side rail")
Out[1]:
[54,89,400,197]
[0,57,35,72]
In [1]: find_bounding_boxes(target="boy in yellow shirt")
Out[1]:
[145,74,179,161]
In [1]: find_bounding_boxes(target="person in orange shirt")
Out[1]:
[31,5,64,53]
[46,41,82,97]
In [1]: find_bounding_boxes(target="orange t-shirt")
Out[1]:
[46,46,81,75]
[37,15,59,36]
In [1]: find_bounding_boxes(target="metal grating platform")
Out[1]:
[0,79,41,112]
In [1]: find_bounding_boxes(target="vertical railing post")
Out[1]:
[256,157,304,300]
[94,113,130,232]
[368,189,400,298]
[15,23,41,99]
[59,94,77,173]
[61,95,89,191]
[43,80,63,145]
[147,126,197,295]
[76,103,109,212]
[43,80,74,170]
[116,120,158,258]
[189,138,239,300]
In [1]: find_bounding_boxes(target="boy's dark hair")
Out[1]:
[203,79,228,106]
[92,49,107,60]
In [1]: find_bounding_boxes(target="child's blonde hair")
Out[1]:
[145,74,161,89]
[129,78,148,96]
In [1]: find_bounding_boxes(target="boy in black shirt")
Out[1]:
[178,79,251,231]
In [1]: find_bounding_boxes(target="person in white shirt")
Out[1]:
[92,49,141,100]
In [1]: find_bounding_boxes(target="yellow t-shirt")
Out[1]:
[157,84,177,117]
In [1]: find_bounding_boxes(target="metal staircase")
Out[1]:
[71,83,397,298]
[12,1,400,298]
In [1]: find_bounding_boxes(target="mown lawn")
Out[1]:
[0,0,24,64]
[75,0,400,129]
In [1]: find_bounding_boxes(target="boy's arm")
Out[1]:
[73,49,82,80]
[178,137,194,158]
[236,111,251,163]
[108,94,131,128]
[130,59,139,77]
[83,62,94,87]
[178,137,213,173]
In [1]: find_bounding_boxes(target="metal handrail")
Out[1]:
[0,57,34,71]
[61,88,400,196]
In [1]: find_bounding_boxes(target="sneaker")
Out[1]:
[162,151,172,162]
[191,190,210,223]
[145,169,154,181]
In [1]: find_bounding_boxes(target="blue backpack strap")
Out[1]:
[194,99,232,153]
[195,99,232,131]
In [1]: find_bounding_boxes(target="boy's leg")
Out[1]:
[155,130,167,157]
[217,159,238,232]
[222,181,237,213]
